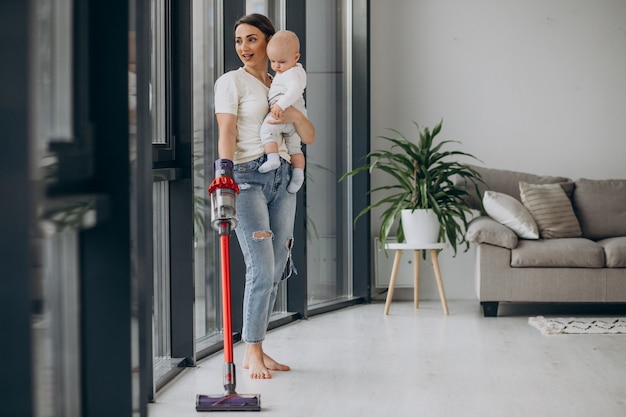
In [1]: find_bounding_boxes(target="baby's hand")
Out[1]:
[270,104,284,119]
[267,106,304,125]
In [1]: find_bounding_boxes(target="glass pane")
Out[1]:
[31,1,81,415]
[151,0,167,144]
[128,1,142,413]
[192,0,220,347]
[152,182,171,363]
[33,0,73,145]
[305,0,352,308]
[32,0,74,184]
[246,0,268,14]
[32,231,81,417]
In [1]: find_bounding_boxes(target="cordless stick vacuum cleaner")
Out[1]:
[196,159,261,412]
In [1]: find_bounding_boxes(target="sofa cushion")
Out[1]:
[573,178,626,240]
[511,238,605,268]
[483,191,539,239]
[598,237,626,268]
[458,165,573,211]
[519,182,582,239]
[467,216,518,249]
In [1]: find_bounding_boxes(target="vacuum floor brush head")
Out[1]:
[196,394,261,412]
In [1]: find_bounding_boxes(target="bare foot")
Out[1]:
[243,344,291,378]
[262,352,290,372]
[243,344,272,379]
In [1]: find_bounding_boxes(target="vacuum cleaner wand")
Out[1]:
[197,159,261,412]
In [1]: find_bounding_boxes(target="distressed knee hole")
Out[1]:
[252,230,273,240]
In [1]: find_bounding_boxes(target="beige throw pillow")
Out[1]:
[519,182,582,239]
[483,191,539,239]
[573,178,626,240]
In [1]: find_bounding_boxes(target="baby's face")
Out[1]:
[267,42,300,74]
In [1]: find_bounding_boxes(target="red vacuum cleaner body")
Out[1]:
[196,159,261,412]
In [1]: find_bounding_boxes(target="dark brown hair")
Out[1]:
[234,13,276,40]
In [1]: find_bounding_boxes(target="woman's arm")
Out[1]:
[216,113,238,160]
[272,106,315,145]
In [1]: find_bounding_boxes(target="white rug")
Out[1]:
[529,316,626,335]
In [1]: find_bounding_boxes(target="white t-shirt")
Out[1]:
[214,67,290,164]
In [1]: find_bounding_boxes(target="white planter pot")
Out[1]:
[400,209,440,244]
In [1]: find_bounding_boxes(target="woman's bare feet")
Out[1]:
[243,343,290,379]
[243,343,271,379]
[262,353,291,372]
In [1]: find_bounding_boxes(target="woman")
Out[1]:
[213,14,315,379]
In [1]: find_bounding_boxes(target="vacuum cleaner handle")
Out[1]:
[208,158,240,235]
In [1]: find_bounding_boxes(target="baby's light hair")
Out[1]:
[268,30,300,54]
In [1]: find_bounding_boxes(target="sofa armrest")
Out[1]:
[467,216,518,249]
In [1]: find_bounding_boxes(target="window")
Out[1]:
[192,0,221,351]
[30,1,82,415]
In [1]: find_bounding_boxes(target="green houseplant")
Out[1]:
[340,119,483,256]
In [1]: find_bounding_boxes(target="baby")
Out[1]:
[258,30,307,193]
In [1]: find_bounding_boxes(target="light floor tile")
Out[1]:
[149,301,626,417]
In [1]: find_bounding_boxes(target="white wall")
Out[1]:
[370,0,626,300]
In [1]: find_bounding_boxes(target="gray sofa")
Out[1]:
[459,166,626,317]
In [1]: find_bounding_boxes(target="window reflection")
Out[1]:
[151,0,167,145]
[305,0,353,307]
[129,29,137,132]
[192,0,220,349]
[33,0,73,147]
[152,182,171,369]
[32,0,74,189]
[246,0,268,14]
[31,0,82,416]
[32,231,82,417]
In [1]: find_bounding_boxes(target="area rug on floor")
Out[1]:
[529,316,626,335]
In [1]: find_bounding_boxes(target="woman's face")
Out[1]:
[235,23,269,68]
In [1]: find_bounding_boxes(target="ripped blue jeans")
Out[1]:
[233,155,297,344]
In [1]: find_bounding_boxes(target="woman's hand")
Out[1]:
[268,106,315,145]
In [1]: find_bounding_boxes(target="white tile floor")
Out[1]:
[148,300,626,417]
